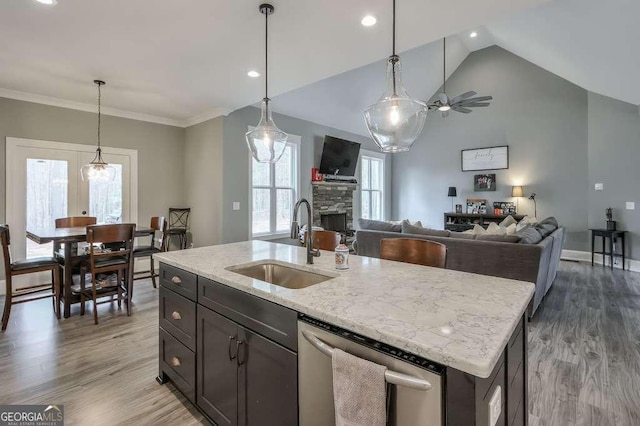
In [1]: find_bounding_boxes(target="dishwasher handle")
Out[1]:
[301,330,432,392]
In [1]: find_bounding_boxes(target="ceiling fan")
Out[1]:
[428,38,493,117]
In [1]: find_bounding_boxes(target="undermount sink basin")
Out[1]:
[227,262,334,289]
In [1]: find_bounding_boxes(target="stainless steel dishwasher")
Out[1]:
[298,315,444,426]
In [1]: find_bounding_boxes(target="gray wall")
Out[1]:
[222,106,389,243]
[392,46,590,250]
[588,92,640,259]
[0,97,186,226]
[184,117,224,247]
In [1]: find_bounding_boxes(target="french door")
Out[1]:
[6,137,138,276]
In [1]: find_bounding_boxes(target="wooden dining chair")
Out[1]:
[380,238,447,268]
[133,216,167,287]
[79,223,136,325]
[1,225,60,331]
[305,230,342,251]
[53,216,97,254]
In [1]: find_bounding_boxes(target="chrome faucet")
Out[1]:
[291,198,321,264]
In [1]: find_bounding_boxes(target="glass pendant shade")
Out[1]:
[364,56,428,153]
[245,98,288,163]
[81,149,116,182]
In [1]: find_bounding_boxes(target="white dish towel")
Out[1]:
[332,348,388,426]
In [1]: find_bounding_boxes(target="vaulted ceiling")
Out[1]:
[0,0,547,126]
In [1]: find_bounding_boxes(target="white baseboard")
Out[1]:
[561,249,640,272]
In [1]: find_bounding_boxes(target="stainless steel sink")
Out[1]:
[227,262,334,289]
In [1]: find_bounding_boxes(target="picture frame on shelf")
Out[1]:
[473,174,497,191]
[455,204,463,214]
[466,198,487,214]
[461,146,509,171]
[493,201,516,215]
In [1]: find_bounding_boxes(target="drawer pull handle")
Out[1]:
[171,311,182,320]
[236,340,246,366]
[171,356,181,367]
[171,276,182,285]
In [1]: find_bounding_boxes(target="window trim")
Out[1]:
[248,132,302,239]
[359,149,386,221]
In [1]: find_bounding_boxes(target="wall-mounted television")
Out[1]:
[319,136,361,177]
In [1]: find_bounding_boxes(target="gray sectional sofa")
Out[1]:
[355,220,565,318]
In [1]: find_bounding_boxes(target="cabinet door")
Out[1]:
[238,326,298,426]
[197,306,239,426]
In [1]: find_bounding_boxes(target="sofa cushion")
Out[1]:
[499,215,518,228]
[358,218,401,233]
[402,221,450,237]
[477,234,522,243]
[535,216,559,238]
[516,225,544,244]
[449,231,476,240]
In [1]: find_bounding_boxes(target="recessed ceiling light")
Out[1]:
[247,70,261,78]
[469,31,478,38]
[361,15,377,27]
[36,0,57,5]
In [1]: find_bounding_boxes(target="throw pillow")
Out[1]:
[471,224,488,235]
[402,221,450,237]
[516,225,543,244]
[516,216,538,231]
[477,234,522,243]
[535,217,559,238]
[486,222,507,236]
[358,218,401,233]
[499,215,517,228]
[505,223,517,235]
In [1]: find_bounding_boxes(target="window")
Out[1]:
[360,153,385,221]
[251,138,300,237]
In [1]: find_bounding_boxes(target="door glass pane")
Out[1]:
[371,191,382,221]
[371,159,381,190]
[275,146,293,187]
[276,189,293,232]
[26,159,68,258]
[252,159,271,186]
[253,188,271,234]
[90,164,123,223]
[361,191,370,220]
[361,158,370,190]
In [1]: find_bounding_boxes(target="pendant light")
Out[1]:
[245,3,288,163]
[81,80,116,182]
[363,0,428,153]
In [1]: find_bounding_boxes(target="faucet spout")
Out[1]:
[291,198,321,264]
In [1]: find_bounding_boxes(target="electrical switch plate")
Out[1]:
[595,183,604,191]
[488,385,502,426]
[626,202,635,210]
[232,202,240,211]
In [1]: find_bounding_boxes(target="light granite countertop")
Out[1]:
[155,240,534,378]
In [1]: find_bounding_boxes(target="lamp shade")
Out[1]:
[511,186,524,197]
[447,187,457,197]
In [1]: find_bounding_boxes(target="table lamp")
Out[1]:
[511,186,524,213]
[448,187,457,212]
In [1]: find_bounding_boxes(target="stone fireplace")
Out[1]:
[311,182,357,232]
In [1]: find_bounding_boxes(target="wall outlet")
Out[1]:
[626,202,635,210]
[595,183,604,191]
[232,202,241,211]
[488,385,502,426]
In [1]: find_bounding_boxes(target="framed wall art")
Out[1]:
[474,174,496,191]
[461,146,509,171]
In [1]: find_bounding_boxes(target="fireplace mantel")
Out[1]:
[311,181,356,231]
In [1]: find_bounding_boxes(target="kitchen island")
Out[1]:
[155,241,533,426]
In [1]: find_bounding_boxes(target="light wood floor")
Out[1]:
[1,262,639,425]
[528,261,640,426]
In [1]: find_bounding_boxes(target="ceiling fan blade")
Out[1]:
[458,96,493,104]
[453,106,472,114]
[450,91,476,104]
[438,93,449,104]
[460,102,491,108]
[442,110,450,118]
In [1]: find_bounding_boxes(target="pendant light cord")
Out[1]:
[265,8,269,100]
[391,0,398,96]
[392,0,396,56]
[443,38,446,94]
[97,82,102,151]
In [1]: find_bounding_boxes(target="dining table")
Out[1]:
[26,225,154,318]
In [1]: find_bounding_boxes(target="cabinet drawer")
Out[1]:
[198,277,298,351]
[159,287,196,351]
[160,263,197,301]
[159,328,196,403]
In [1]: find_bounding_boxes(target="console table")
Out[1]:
[444,213,525,232]
[590,229,626,270]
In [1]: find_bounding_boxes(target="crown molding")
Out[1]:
[0,87,232,128]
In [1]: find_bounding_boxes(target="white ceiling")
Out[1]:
[271,0,640,137]
[0,0,548,127]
